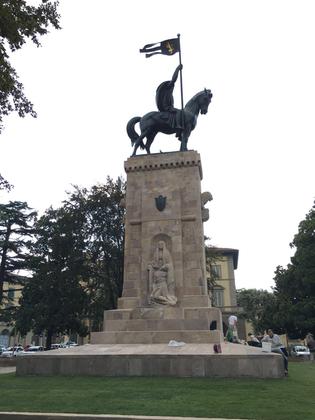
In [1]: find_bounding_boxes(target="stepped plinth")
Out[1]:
[91,151,223,346]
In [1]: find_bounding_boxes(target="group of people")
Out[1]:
[246,329,288,374]
[256,330,315,375]
[225,315,315,376]
[261,329,289,376]
[226,324,289,376]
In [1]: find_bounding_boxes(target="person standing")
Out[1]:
[262,329,288,375]
[305,333,315,361]
[227,315,239,343]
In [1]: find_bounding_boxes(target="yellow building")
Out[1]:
[207,247,246,340]
[1,283,20,348]
[0,282,34,348]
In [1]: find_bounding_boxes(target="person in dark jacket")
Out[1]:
[306,333,315,361]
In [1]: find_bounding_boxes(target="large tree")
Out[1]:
[15,205,89,349]
[273,201,315,338]
[15,177,125,346]
[0,201,36,305]
[0,0,60,132]
[64,177,125,330]
[236,288,278,334]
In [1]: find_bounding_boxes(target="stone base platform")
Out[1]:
[16,343,284,378]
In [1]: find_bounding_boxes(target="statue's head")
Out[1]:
[199,89,213,114]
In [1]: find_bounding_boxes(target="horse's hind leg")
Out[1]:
[145,132,157,154]
[131,132,147,157]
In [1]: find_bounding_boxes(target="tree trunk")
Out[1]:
[0,222,12,304]
[46,330,53,350]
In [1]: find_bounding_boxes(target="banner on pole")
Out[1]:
[140,38,180,58]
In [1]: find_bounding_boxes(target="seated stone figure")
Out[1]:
[148,241,177,306]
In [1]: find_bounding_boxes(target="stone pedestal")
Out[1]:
[16,150,284,378]
[91,151,223,345]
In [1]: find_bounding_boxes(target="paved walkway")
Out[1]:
[0,414,248,420]
[0,366,16,374]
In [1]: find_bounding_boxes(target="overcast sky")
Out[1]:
[1,0,314,291]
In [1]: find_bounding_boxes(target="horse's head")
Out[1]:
[199,89,213,114]
[184,89,213,117]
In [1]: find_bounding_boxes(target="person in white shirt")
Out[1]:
[228,315,237,327]
[247,333,261,347]
[248,333,259,342]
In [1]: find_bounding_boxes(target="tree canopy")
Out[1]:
[237,201,315,338]
[273,201,315,338]
[15,205,89,349]
[0,174,13,191]
[0,201,36,305]
[0,0,60,132]
[15,177,125,347]
[61,177,125,330]
[236,288,277,334]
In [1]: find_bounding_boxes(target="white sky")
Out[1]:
[1,0,314,291]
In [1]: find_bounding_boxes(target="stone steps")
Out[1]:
[103,318,210,331]
[90,329,223,344]
[96,306,223,345]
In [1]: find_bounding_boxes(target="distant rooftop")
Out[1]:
[207,247,239,269]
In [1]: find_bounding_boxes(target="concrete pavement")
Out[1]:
[0,414,248,420]
[0,366,16,374]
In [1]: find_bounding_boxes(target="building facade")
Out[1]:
[0,282,34,348]
[207,247,246,340]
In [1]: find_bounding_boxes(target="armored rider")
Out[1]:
[155,64,183,137]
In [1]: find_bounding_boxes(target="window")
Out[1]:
[213,287,224,307]
[0,329,10,348]
[8,289,15,301]
[211,265,222,279]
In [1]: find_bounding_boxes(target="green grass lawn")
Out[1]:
[0,362,314,420]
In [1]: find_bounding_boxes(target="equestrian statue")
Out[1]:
[127,65,212,156]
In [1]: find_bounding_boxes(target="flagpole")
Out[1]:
[177,34,185,132]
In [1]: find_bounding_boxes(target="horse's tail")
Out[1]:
[126,117,141,146]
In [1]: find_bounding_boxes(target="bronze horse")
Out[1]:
[127,89,212,156]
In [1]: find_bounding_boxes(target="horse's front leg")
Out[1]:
[180,127,191,152]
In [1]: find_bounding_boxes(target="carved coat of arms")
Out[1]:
[155,195,167,211]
